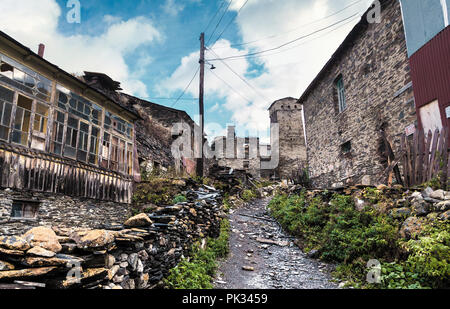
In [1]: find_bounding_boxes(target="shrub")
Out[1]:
[164,219,230,289]
[173,194,188,204]
[241,189,257,202]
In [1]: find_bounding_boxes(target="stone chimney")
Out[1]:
[38,44,45,58]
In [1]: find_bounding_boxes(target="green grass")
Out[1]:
[164,219,230,289]
[268,191,450,289]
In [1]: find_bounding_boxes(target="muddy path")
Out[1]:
[214,198,339,289]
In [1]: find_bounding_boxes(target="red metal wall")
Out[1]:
[409,26,450,132]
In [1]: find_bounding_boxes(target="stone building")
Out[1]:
[212,126,262,178]
[299,0,417,188]
[268,97,307,180]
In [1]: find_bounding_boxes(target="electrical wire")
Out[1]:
[209,0,250,47]
[206,0,234,45]
[170,66,200,108]
[207,12,361,61]
[212,0,364,49]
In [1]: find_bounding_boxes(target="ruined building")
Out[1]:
[268,97,307,181]
[212,126,265,178]
[299,0,417,188]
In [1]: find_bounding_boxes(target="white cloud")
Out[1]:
[160,0,374,140]
[162,0,185,16]
[0,0,162,98]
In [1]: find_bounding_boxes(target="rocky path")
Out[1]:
[214,198,338,289]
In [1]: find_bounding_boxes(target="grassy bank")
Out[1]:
[268,190,449,289]
[164,219,230,289]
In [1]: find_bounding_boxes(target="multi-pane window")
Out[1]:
[31,102,49,151]
[89,126,100,165]
[101,132,111,169]
[336,76,346,113]
[51,110,65,155]
[64,116,79,159]
[11,94,32,146]
[77,121,89,162]
[11,200,40,219]
[127,143,133,175]
[57,84,103,124]
[0,85,14,141]
[110,136,119,171]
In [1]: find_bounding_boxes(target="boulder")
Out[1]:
[434,201,450,212]
[27,246,56,258]
[440,210,450,220]
[0,267,57,280]
[390,207,412,219]
[399,217,425,240]
[430,189,445,200]
[22,255,82,267]
[124,214,153,227]
[411,199,431,216]
[0,260,15,271]
[422,187,434,198]
[23,227,62,253]
[70,230,115,250]
[0,235,31,251]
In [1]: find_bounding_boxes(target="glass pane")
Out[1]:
[0,62,14,79]
[22,110,31,132]
[64,146,76,159]
[36,103,49,116]
[52,142,62,155]
[14,108,23,130]
[77,151,87,162]
[0,126,9,141]
[59,92,68,104]
[68,116,78,128]
[13,68,25,83]
[0,85,14,102]
[56,111,65,123]
[17,95,32,110]
[2,102,12,127]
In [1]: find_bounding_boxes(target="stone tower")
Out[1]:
[268,97,307,180]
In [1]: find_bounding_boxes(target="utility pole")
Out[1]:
[197,32,205,177]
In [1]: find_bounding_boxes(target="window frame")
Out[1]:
[336,76,347,113]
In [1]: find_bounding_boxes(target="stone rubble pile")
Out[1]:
[0,185,225,289]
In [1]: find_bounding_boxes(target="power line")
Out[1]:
[206,0,234,45]
[213,0,364,50]
[208,48,271,103]
[209,0,250,47]
[171,66,200,108]
[207,12,361,61]
[148,97,199,101]
[222,13,362,62]
[204,1,227,33]
[209,68,253,104]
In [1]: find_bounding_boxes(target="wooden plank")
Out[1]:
[417,129,425,185]
[423,130,433,183]
[428,129,440,181]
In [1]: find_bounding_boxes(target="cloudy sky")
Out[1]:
[0,0,374,142]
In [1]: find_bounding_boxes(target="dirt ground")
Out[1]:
[214,198,339,289]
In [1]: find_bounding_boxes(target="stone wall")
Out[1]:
[0,185,224,289]
[301,0,417,188]
[269,97,307,180]
[0,189,131,236]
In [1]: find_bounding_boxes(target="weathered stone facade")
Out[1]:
[0,188,131,236]
[213,126,262,178]
[300,0,417,188]
[269,97,307,180]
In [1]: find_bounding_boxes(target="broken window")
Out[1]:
[0,54,52,102]
[64,116,79,159]
[11,94,32,146]
[0,85,14,141]
[11,200,40,219]
[51,110,65,155]
[336,76,346,113]
[127,143,133,175]
[101,132,111,169]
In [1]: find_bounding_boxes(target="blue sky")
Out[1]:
[0,0,374,142]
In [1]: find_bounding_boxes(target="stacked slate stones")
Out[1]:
[0,185,225,289]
